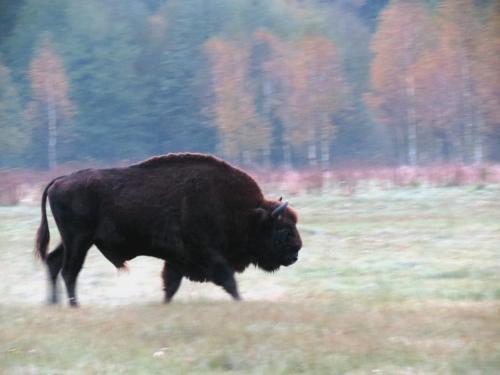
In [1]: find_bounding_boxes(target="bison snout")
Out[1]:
[282,254,298,266]
[282,247,300,266]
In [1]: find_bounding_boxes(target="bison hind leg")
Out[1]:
[46,243,64,304]
[60,234,93,308]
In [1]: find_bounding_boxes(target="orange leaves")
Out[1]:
[29,35,74,120]
[205,38,270,161]
[367,0,499,164]
[28,34,74,168]
[283,36,344,146]
[439,0,479,53]
[205,32,347,164]
[474,4,500,129]
[412,47,460,132]
[368,1,434,116]
[258,33,347,160]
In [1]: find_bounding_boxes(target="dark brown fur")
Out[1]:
[35,153,302,306]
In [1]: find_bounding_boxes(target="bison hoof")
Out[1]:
[47,295,59,305]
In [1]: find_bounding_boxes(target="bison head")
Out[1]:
[250,199,302,272]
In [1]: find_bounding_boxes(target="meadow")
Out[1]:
[0,186,499,374]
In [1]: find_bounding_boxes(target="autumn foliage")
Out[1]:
[0,0,499,170]
[366,0,499,166]
[205,38,271,162]
[206,32,349,167]
[28,34,74,169]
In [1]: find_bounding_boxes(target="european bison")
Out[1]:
[35,153,302,306]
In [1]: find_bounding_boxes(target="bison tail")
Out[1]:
[34,177,62,261]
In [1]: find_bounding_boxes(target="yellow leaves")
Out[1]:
[263,34,346,149]
[368,1,435,131]
[205,32,347,162]
[205,38,270,160]
[367,0,499,163]
[411,47,461,132]
[29,34,74,120]
[474,4,500,128]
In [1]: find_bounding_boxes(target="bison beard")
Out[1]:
[34,153,302,307]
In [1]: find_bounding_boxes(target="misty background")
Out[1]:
[1,0,498,170]
[1,2,500,373]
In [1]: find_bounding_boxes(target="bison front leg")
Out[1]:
[212,262,241,301]
[162,262,183,303]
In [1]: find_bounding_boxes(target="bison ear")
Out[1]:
[252,207,270,224]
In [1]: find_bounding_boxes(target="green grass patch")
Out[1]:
[1,186,499,373]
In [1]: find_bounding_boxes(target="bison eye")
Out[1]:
[275,227,290,240]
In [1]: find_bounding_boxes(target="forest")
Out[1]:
[0,0,499,169]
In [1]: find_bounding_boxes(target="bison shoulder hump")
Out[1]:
[130,153,264,203]
[131,153,229,169]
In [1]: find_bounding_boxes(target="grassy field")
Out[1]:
[0,186,499,374]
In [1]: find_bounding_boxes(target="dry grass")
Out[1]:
[1,301,498,374]
[0,186,499,374]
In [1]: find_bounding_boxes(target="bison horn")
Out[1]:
[271,201,288,217]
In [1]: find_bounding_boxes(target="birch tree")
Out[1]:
[366,1,433,165]
[474,2,500,161]
[439,0,482,163]
[260,34,348,168]
[205,38,271,164]
[411,23,462,162]
[29,35,74,169]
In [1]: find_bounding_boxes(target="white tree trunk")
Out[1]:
[460,48,475,164]
[308,143,317,167]
[405,74,417,166]
[473,115,484,165]
[320,136,330,191]
[283,143,292,168]
[47,93,57,170]
[320,138,330,170]
[307,126,317,167]
[262,148,271,168]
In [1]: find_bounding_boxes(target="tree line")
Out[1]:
[367,0,500,165]
[0,0,498,169]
